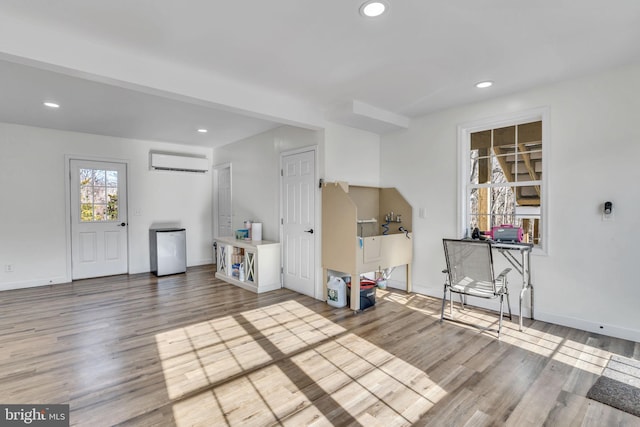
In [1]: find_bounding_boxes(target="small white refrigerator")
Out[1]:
[150,228,186,276]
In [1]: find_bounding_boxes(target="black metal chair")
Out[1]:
[441,239,512,338]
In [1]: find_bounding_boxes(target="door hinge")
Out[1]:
[281,169,283,176]
[281,218,284,225]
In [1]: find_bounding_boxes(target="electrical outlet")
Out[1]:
[5,264,14,272]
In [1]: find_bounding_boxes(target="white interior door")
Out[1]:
[214,164,232,237]
[281,150,316,297]
[70,159,128,279]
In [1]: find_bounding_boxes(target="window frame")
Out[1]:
[457,107,549,255]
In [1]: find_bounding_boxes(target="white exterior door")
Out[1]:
[214,164,232,237]
[70,160,128,279]
[281,150,315,297]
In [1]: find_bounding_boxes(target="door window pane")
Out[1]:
[93,170,106,186]
[106,170,118,186]
[79,168,118,222]
[93,187,106,204]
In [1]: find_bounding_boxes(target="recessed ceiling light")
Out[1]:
[197,128,208,133]
[475,81,493,89]
[43,102,60,108]
[360,1,388,17]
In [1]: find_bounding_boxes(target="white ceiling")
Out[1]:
[1,1,639,147]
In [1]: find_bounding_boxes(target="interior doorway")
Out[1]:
[213,163,233,238]
[280,148,317,297]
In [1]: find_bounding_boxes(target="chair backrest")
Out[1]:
[443,239,496,292]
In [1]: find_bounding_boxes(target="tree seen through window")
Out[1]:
[80,168,119,222]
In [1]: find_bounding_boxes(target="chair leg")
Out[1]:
[498,294,504,338]
[440,284,448,322]
[506,290,512,320]
[450,290,454,316]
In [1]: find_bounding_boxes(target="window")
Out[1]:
[79,168,119,222]
[459,108,548,252]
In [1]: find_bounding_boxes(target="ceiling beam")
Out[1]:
[0,18,325,131]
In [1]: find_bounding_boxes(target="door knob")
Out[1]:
[304,229,314,234]
[119,222,127,227]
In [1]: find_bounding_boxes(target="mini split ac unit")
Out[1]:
[150,152,209,173]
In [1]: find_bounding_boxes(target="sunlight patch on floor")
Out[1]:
[170,363,325,427]
[290,333,445,425]
[155,313,274,399]
[241,299,347,354]
[551,338,610,375]
[156,299,445,426]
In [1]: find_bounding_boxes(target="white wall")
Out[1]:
[324,123,381,187]
[0,123,213,291]
[212,125,321,242]
[380,63,640,342]
[212,123,379,300]
[212,122,381,240]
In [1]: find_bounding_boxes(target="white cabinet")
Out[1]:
[214,237,281,293]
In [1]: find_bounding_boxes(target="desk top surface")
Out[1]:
[491,241,534,251]
[215,236,279,247]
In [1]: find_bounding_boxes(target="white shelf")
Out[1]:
[214,237,281,294]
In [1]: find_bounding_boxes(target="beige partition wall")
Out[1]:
[322,181,413,311]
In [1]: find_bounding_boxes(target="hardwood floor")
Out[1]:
[0,265,638,426]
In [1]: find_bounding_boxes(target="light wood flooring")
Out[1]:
[1,265,639,426]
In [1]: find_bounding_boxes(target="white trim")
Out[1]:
[457,107,550,255]
[0,276,68,292]
[64,154,130,282]
[536,310,640,343]
[279,145,320,299]
[469,181,543,189]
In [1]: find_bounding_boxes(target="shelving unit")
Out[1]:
[322,181,413,311]
[214,236,281,293]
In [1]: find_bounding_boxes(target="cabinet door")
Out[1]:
[244,250,256,283]
[217,243,229,276]
[363,236,382,264]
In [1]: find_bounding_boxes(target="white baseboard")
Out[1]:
[411,284,438,297]
[190,258,214,267]
[0,276,68,292]
[386,279,407,290]
[0,259,216,292]
[535,311,640,343]
[130,258,214,275]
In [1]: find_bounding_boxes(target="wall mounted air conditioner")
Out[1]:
[150,152,209,173]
